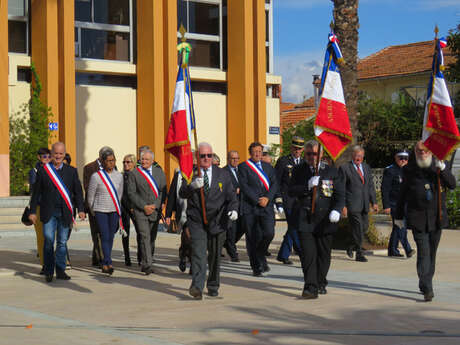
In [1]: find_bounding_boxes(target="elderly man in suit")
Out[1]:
[127,149,166,275]
[180,143,238,299]
[29,142,85,282]
[238,142,279,277]
[339,145,378,262]
[289,140,345,298]
[395,141,456,302]
[222,150,243,262]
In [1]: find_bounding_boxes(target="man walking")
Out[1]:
[29,142,85,282]
[395,141,456,302]
[180,143,238,299]
[127,149,166,275]
[339,145,378,262]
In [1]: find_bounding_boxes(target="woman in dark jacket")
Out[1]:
[121,154,137,266]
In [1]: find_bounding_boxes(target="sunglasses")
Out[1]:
[123,161,133,164]
[200,154,213,159]
[40,154,51,158]
[305,152,318,156]
[397,156,408,161]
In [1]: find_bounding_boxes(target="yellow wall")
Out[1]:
[359,74,431,101]
[75,85,137,178]
[0,1,8,196]
[266,97,280,147]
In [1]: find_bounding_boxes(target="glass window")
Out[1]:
[8,21,27,53]
[8,0,25,17]
[188,39,220,69]
[188,2,219,36]
[265,1,273,73]
[94,0,130,26]
[81,29,130,61]
[75,0,91,22]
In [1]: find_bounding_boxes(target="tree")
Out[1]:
[332,0,360,164]
[446,23,460,116]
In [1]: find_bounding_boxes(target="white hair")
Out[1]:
[198,142,213,152]
[140,149,154,160]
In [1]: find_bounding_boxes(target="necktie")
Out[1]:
[356,164,365,184]
[203,169,210,194]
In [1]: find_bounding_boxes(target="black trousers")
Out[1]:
[150,219,160,258]
[348,211,369,254]
[190,227,226,293]
[179,226,192,263]
[224,218,245,259]
[412,229,442,294]
[88,213,103,264]
[121,210,141,262]
[243,213,275,273]
[298,231,333,292]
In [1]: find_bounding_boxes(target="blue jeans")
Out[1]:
[95,212,119,266]
[277,208,301,260]
[388,217,412,256]
[43,209,70,275]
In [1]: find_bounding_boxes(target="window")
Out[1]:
[265,0,273,74]
[177,0,226,70]
[8,0,29,54]
[75,0,134,62]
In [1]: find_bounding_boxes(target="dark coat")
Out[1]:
[29,164,84,226]
[395,157,456,231]
[381,163,403,211]
[223,164,241,214]
[339,161,377,213]
[165,170,184,219]
[179,165,238,235]
[289,162,345,235]
[237,160,279,217]
[274,154,299,211]
[83,159,100,212]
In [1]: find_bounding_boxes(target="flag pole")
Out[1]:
[179,25,208,225]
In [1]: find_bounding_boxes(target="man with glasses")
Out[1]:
[179,143,238,299]
[395,141,456,302]
[275,136,304,265]
[381,149,415,258]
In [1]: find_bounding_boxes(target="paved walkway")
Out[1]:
[1,224,459,345]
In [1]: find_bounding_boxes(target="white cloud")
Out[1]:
[274,51,324,103]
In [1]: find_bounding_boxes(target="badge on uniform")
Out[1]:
[424,183,432,201]
[218,182,223,192]
[287,164,293,178]
[321,180,333,197]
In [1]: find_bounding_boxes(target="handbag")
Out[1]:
[21,206,33,226]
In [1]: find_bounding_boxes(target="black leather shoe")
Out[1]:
[178,260,186,272]
[407,249,416,258]
[346,247,353,259]
[56,271,71,280]
[102,266,111,274]
[142,266,154,275]
[277,257,293,265]
[208,290,219,297]
[92,261,101,268]
[318,286,327,295]
[265,251,272,257]
[39,266,45,275]
[424,291,434,302]
[125,258,132,266]
[301,289,318,299]
[389,253,404,257]
[356,254,368,262]
[263,264,270,273]
[231,257,240,263]
[189,286,203,300]
[253,270,264,277]
[45,274,53,283]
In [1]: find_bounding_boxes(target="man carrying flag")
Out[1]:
[395,32,458,302]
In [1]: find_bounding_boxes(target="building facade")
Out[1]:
[0,0,282,196]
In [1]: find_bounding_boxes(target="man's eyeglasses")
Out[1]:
[40,154,50,159]
[200,154,213,159]
[305,152,318,156]
[123,161,133,164]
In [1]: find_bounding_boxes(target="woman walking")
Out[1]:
[87,148,124,275]
[121,154,137,266]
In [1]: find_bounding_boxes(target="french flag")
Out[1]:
[422,37,460,160]
[314,32,352,160]
[165,56,195,183]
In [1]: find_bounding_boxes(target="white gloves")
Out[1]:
[190,177,204,189]
[119,228,128,238]
[394,219,404,229]
[228,210,238,221]
[308,176,320,190]
[277,206,284,214]
[435,160,446,171]
[329,210,340,223]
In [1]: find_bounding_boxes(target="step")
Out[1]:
[0,196,30,208]
[0,220,90,231]
[0,208,24,216]
[0,214,24,224]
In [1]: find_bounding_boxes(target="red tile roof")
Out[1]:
[358,40,455,80]
[280,97,316,134]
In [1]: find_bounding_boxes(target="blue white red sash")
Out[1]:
[43,163,74,222]
[97,170,124,230]
[137,167,159,198]
[245,160,270,191]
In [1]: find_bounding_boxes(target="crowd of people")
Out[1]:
[27,138,456,302]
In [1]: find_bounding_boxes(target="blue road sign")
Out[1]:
[48,122,58,131]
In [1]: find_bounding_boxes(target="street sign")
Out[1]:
[269,126,280,135]
[48,122,58,131]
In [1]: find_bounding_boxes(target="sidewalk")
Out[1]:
[1,223,459,345]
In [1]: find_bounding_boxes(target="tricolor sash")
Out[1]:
[97,169,124,230]
[43,163,74,222]
[245,160,270,191]
[137,167,159,198]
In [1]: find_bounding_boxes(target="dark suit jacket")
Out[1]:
[395,157,456,231]
[275,154,298,211]
[339,161,377,213]
[83,159,100,211]
[127,166,166,222]
[30,164,84,226]
[165,170,183,219]
[381,163,403,211]
[289,162,345,235]
[237,160,279,217]
[179,165,238,235]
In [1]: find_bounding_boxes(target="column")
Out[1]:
[0,0,9,196]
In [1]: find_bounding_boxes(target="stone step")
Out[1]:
[0,196,30,208]
[0,207,24,216]
[0,214,24,224]
[0,220,90,232]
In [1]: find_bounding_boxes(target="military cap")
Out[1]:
[291,136,305,148]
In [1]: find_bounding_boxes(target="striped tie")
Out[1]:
[203,169,210,194]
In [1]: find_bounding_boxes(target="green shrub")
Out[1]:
[446,185,460,229]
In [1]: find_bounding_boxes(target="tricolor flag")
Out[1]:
[422,37,460,160]
[314,32,352,161]
[165,56,196,183]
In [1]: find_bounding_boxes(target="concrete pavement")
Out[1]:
[1,223,459,345]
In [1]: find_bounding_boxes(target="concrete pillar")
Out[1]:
[0,0,9,196]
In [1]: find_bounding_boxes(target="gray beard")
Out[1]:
[416,155,432,169]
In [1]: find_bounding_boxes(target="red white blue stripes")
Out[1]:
[43,163,74,223]
[245,160,270,191]
[97,169,124,230]
[137,167,159,199]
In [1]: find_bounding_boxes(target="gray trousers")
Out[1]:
[136,215,159,269]
[190,226,226,293]
[348,211,369,254]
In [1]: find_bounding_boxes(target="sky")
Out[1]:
[273,0,460,103]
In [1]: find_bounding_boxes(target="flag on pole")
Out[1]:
[422,37,460,160]
[165,55,196,183]
[314,32,352,161]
